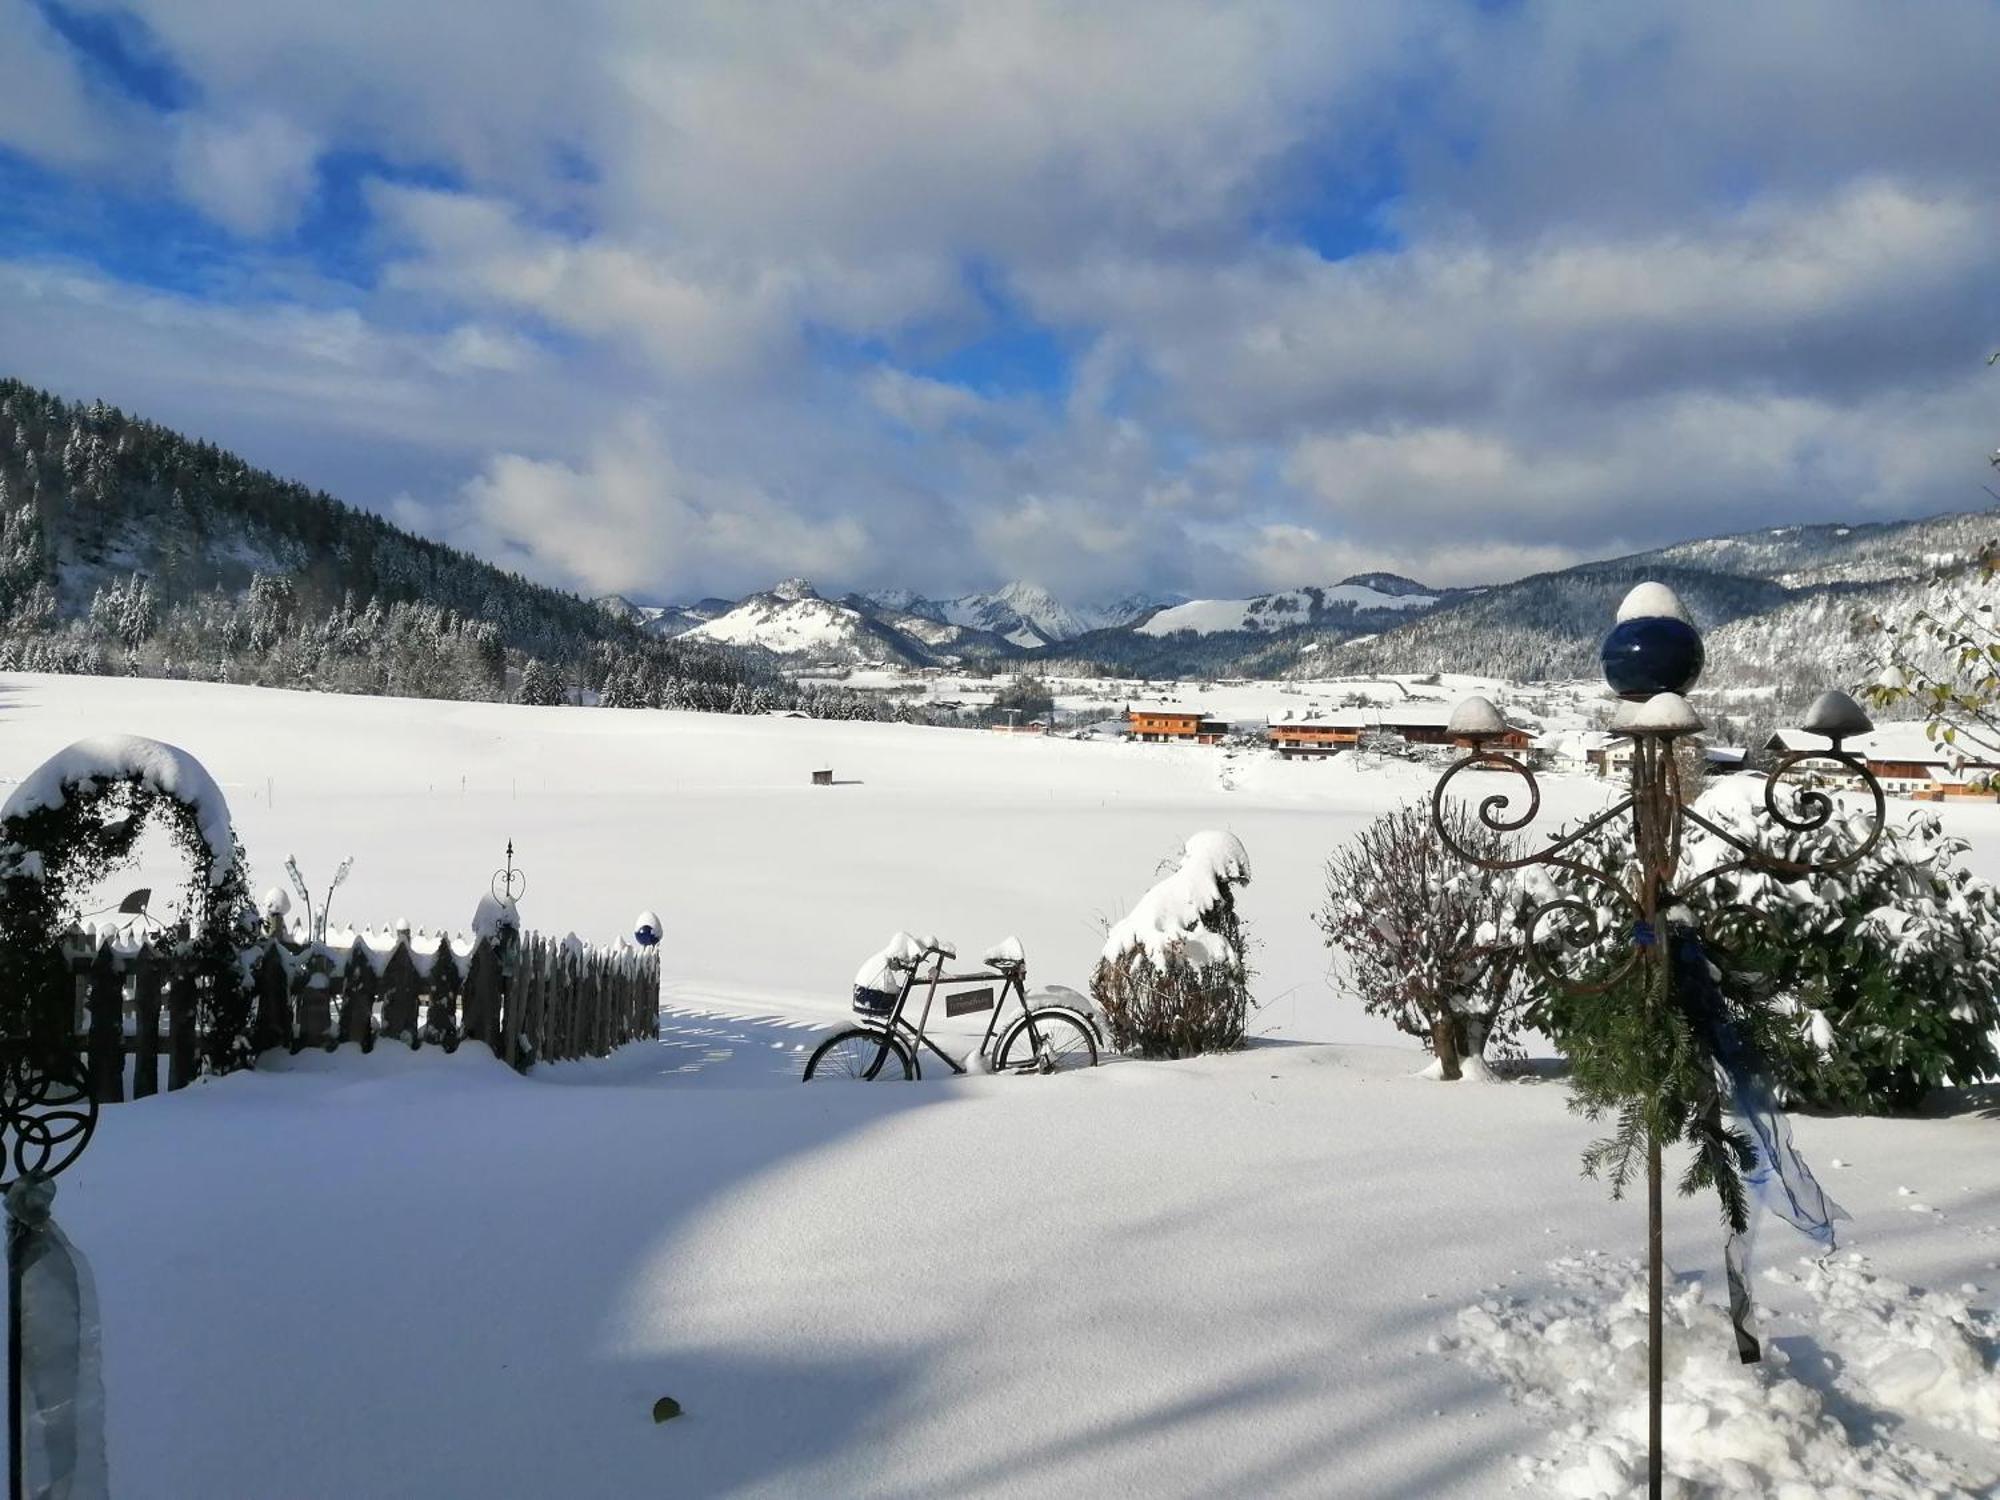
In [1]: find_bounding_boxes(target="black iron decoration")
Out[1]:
[1429,581,1883,1500]
[1,1043,103,1500]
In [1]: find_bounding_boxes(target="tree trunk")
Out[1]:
[1430,1014,1463,1080]
[1459,1014,1487,1070]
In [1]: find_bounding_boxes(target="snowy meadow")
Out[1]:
[2,672,1996,1498]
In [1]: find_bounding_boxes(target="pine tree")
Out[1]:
[518,659,566,706]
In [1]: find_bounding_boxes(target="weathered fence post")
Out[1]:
[467,940,503,1059]
[523,936,545,1065]
[298,965,334,1051]
[425,943,462,1052]
[87,941,125,1104]
[167,968,200,1090]
[381,944,421,1049]
[253,943,291,1055]
[132,943,162,1099]
[342,949,377,1052]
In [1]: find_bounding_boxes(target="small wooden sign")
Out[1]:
[945,988,996,1017]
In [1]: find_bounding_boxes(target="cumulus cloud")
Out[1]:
[6,0,1999,603]
[423,415,873,601]
[0,0,144,171]
[170,111,321,237]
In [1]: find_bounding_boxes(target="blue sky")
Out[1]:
[3,0,1997,602]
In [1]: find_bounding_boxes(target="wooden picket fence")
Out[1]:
[60,927,660,1103]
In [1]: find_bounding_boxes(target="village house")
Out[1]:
[1265,702,1533,758]
[1126,706,1231,745]
[1762,723,2000,800]
[1265,714,1361,757]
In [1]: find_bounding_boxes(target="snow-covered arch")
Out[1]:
[0,736,254,1068]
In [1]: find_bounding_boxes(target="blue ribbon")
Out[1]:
[1661,925,1847,1363]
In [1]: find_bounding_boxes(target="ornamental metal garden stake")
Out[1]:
[492,840,527,907]
[1,1045,101,1500]
[1430,582,1883,1500]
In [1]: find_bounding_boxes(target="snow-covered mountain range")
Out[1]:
[1134,579,1438,637]
[603,511,1999,709]
[606,574,1456,669]
[867,581,1177,647]
[31,373,1988,732]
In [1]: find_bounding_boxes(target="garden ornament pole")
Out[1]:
[492,840,527,906]
[1429,582,1884,1500]
[1,1046,101,1500]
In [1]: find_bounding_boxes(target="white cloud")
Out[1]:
[427,415,872,601]
[171,111,321,238]
[1240,524,1583,591]
[11,0,2000,602]
[0,0,145,171]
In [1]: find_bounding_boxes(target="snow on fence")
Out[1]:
[59,927,659,1102]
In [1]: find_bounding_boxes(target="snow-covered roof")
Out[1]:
[1765,720,2000,767]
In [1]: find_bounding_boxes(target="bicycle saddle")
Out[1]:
[982,936,1026,972]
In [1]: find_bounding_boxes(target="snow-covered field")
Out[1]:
[1,673,1995,1497]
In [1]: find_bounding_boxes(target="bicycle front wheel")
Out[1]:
[803,1028,914,1082]
[994,1009,1098,1074]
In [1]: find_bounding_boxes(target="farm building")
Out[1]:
[1265,703,1533,758]
[1763,723,2000,799]
[1126,706,1231,745]
[1266,715,1361,757]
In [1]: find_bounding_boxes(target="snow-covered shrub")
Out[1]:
[1318,801,1531,1080]
[1535,781,2000,1114]
[1688,789,2000,1111]
[1092,832,1252,1057]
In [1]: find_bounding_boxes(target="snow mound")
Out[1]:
[1438,1252,1995,1497]
[471,892,519,941]
[1101,831,1250,966]
[1417,1052,1500,1083]
[1767,1255,2000,1443]
[1,735,237,887]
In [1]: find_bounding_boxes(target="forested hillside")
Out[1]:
[1314,511,1997,700]
[0,379,932,721]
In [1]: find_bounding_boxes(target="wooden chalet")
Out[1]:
[1763,724,2000,799]
[1126,706,1231,745]
[1267,718,1361,757]
[1267,703,1532,758]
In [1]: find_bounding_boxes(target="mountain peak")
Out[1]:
[770,577,819,602]
[993,580,1058,607]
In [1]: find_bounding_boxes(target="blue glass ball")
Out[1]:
[1601,616,1704,700]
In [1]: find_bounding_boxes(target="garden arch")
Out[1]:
[0,736,254,1071]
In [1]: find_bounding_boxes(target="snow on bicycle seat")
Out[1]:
[982,936,1026,972]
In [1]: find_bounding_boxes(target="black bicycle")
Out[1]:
[802,936,1099,1081]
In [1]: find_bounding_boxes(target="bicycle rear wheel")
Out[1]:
[803,1028,914,1081]
[994,1009,1098,1074]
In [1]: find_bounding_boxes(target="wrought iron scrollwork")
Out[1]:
[0,1045,97,1188]
[1678,749,1887,897]
[1431,751,1649,995]
[1430,752,1635,871]
[1430,729,1888,998]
